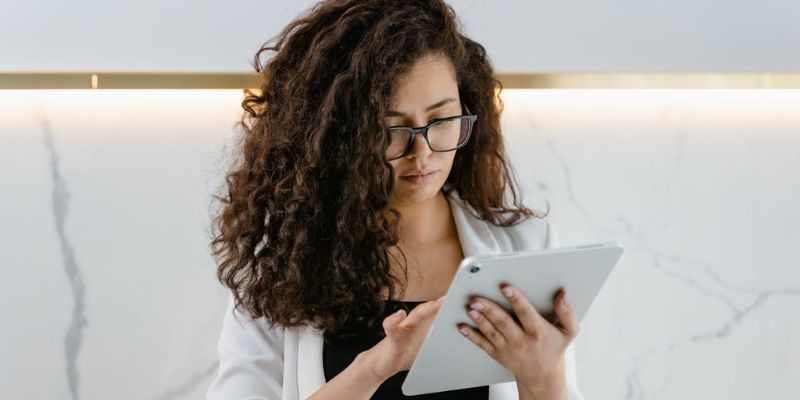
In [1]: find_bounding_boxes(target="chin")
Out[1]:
[390,179,444,205]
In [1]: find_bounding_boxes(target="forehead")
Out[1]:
[389,54,459,111]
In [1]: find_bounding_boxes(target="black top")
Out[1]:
[323,300,489,399]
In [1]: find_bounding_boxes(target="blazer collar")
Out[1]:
[297,189,500,399]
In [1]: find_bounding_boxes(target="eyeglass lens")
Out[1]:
[386,116,472,160]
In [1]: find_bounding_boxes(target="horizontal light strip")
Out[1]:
[1,72,800,89]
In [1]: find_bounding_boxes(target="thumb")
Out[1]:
[383,309,407,339]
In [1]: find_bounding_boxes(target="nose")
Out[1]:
[406,128,433,159]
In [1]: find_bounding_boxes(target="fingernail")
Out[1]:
[469,301,484,311]
[561,293,570,310]
[501,286,514,298]
[459,327,469,336]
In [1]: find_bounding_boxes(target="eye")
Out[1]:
[385,119,404,128]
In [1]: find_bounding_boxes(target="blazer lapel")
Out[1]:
[298,189,502,398]
[445,189,501,258]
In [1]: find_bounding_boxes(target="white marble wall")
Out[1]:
[1,88,798,399]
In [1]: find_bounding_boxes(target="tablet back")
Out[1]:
[401,242,623,396]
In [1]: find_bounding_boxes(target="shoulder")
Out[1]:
[446,188,560,252]
[218,291,287,352]
[207,292,287,399]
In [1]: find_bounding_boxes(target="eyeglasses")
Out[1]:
[385,105,477,161]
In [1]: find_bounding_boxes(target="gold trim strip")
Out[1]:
[498,72,800,89]
[1,72,799,89]
[0,72,262,89]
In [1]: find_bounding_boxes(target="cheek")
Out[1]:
[438,152,457,176]
[388,160,402,178]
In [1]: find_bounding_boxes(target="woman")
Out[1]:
[207,1,584,399]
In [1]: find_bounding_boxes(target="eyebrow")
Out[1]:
[387,97,457,117]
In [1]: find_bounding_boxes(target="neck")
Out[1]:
[389,190,453,247]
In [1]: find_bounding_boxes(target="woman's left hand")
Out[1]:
[457,283,578,396]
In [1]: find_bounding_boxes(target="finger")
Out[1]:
[457,323,497,358]
[470,296,525,345]
[500,283,549,335]
[398,296,443,329]
[466,298,509,347]
[555,289,579,339]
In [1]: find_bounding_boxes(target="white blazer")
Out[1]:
[207,190,585,400]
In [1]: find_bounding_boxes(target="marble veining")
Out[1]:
[38,107,87,400]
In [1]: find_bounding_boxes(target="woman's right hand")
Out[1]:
[362,295,446,381]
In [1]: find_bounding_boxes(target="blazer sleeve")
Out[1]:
[545,219,585,400]
[206,291,284,400]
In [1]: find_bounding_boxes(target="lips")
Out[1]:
[402,169,436,177]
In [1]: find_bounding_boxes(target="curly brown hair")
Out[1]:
[210,0,544,341]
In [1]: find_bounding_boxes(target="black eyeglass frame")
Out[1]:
[385,104,478,161]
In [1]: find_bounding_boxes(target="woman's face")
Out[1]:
[386,53,462,206]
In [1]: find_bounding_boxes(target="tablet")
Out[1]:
[401,242,624,396]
